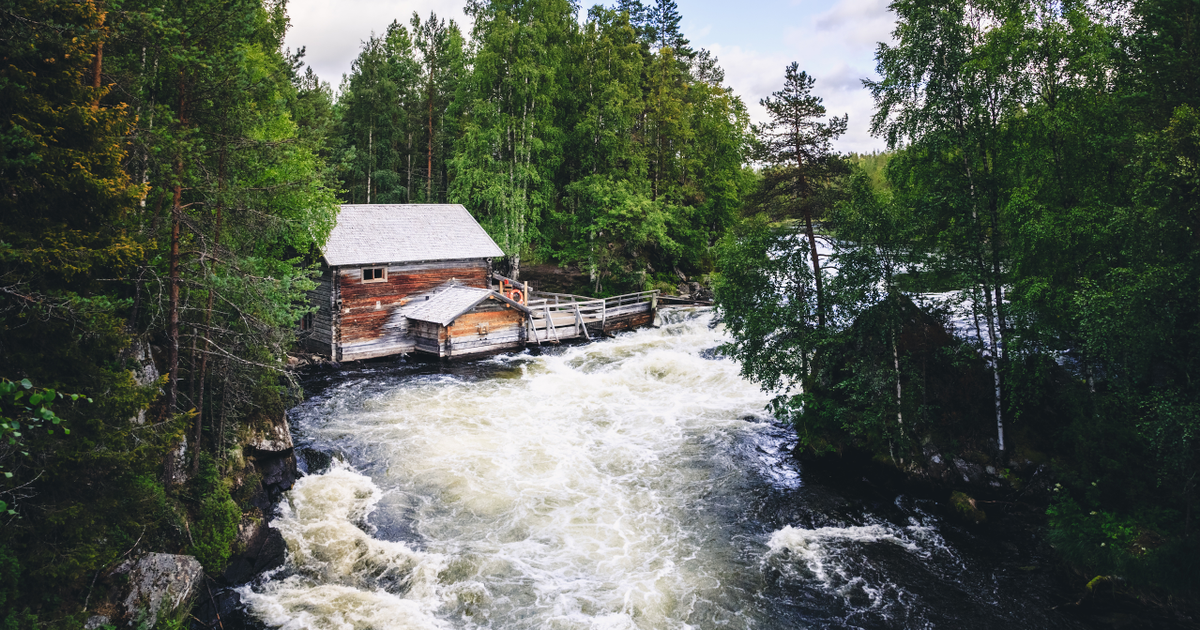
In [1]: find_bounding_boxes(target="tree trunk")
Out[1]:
[893,333,903,433]
[794,140,824,328]
[166,82,187,419]
[428,76,434,201]
[960,153,1004,453]
[90,41,103,111]
[803,207,824,328]
[192,151,225,475]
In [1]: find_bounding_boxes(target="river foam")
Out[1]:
[242,309,1081,629]
[242,310,774,629]
[238,466,448,630]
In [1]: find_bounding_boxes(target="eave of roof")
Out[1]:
[406,286,530,327]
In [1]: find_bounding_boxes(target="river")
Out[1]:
[238,309,1086,630]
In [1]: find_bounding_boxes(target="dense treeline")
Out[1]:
[332,0,751,290]
[716,0,1199,593]
[6,0,1196,622]
[0,0,746,624]
[1,0,337,625]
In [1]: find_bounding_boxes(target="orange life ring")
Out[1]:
[509,289,523,303]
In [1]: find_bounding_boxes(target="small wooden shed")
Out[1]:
[303,204,515,361]
[406,285,530,357]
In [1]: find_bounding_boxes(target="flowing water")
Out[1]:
[240,309,1085,630]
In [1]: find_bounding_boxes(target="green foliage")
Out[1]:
[0,0,335,619]
[187,457,240,573]
[0,378,85,489]
[717,0,1200,593]
[1048,492,1199,591]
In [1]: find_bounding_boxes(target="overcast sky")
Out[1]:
[283,0,895,153]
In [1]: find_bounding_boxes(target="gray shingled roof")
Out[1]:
[321,204,505,266]
[407,286,529,326]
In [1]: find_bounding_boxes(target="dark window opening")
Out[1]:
[362,267,387,283]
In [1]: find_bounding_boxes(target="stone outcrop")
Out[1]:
[87,553,205,629]
[675,281,713,301]
[241,412,298,510]
[220,515,287,585]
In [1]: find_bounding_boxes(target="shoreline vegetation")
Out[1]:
[1,0,1197,627]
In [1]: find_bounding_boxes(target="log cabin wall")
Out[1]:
[335,259,489,361]
[410,320,445,356]
[444,302,527,357]
[302,266,335,356]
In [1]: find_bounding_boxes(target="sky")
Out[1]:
[283,0,896,153]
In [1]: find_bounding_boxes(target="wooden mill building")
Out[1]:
[303,204,661,362]
[304,204,530,361]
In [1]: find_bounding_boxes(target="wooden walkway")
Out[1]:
[493,274,658,344]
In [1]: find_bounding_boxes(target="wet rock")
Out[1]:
[108,553,205,628]
[952,457,986,485]
[191,583,268,630]
[220,516,287,585]
[243,413,298,510]
[297,447,333,475]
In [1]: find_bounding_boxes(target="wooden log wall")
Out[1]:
[336,259,488,361]
[445,303,526,357]
[302,266,335,356]
[410,320,445,356]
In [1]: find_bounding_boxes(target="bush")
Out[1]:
[1047,493,1200,592]
[187,458,241,573]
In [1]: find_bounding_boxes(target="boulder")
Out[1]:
[247,413,293,453]
[220,516,287,585]
[243,413,298,510]
[109,553,205,628]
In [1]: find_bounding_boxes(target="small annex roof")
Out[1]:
[321,204,505,267]
[406,285,529,327]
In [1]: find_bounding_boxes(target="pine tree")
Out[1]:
[754,62,847,328]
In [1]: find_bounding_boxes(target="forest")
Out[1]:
[0,0,1197,626]
[715,0,1200,599]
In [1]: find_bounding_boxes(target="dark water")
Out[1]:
[239,309,1087,630]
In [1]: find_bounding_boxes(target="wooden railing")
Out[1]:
[491,273,659,343]
[603,290,658,310]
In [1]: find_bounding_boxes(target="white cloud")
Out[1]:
[703,0,895,152]
[284,0,470,90]
[814,0,894,46]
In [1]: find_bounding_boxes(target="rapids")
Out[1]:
[240,309,1085,630]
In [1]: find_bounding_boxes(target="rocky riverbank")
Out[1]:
[797,447,1200,629]
[79,397,298,630]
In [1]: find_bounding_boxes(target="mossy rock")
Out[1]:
[950,491,987,524]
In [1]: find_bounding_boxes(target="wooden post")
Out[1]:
[545,304,561,343]
[527,312,541,345]
[575,303,591,341]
